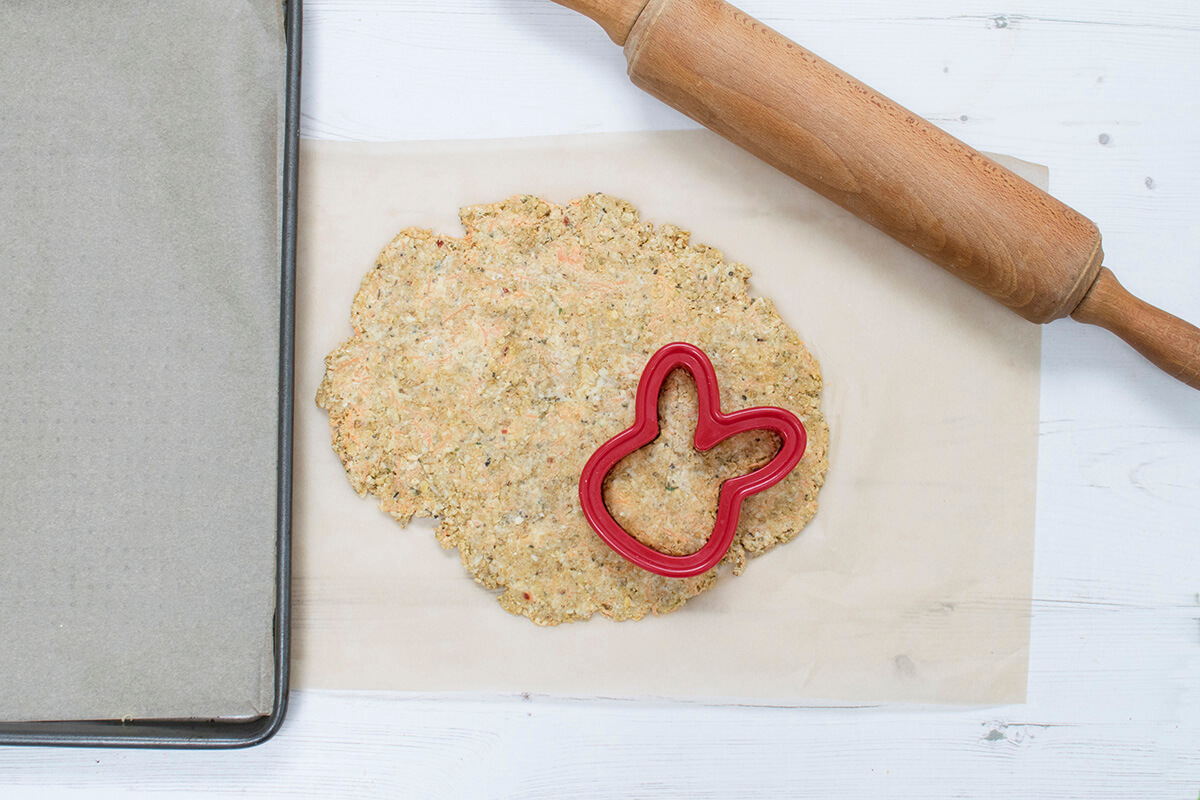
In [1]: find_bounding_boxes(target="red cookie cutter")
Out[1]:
[578,342,807,578]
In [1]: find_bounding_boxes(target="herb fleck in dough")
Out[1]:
[316,194,829,626]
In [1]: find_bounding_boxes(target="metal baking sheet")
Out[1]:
[0,0,300,747]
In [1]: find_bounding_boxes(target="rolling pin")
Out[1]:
[552,0,1200,390]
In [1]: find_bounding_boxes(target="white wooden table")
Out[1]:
[4,1,1199,796]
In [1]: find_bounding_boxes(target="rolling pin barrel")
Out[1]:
[555,0,1200,389]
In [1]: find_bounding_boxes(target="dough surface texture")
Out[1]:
[316,194,828,625]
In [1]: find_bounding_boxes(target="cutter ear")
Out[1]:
[578,342,806,578]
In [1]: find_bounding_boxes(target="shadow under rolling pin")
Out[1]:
[552,0,1200,390]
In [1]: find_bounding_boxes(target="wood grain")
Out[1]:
[2,689,1199,798]
[1073,267,1200,388]
[551,0,648,43]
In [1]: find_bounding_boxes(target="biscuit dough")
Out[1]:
[316,194,828,625]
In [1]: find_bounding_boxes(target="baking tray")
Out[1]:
[0,0,300,748]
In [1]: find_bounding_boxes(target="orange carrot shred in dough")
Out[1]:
[316,194,829,626]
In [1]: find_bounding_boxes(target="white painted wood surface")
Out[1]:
[4,1,1199,796]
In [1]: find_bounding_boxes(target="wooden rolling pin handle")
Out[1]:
[553,0,647,43]
[1071,268,1200,389]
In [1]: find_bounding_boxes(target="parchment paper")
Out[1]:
[295,131,1040,705]
[0,1,284,721]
